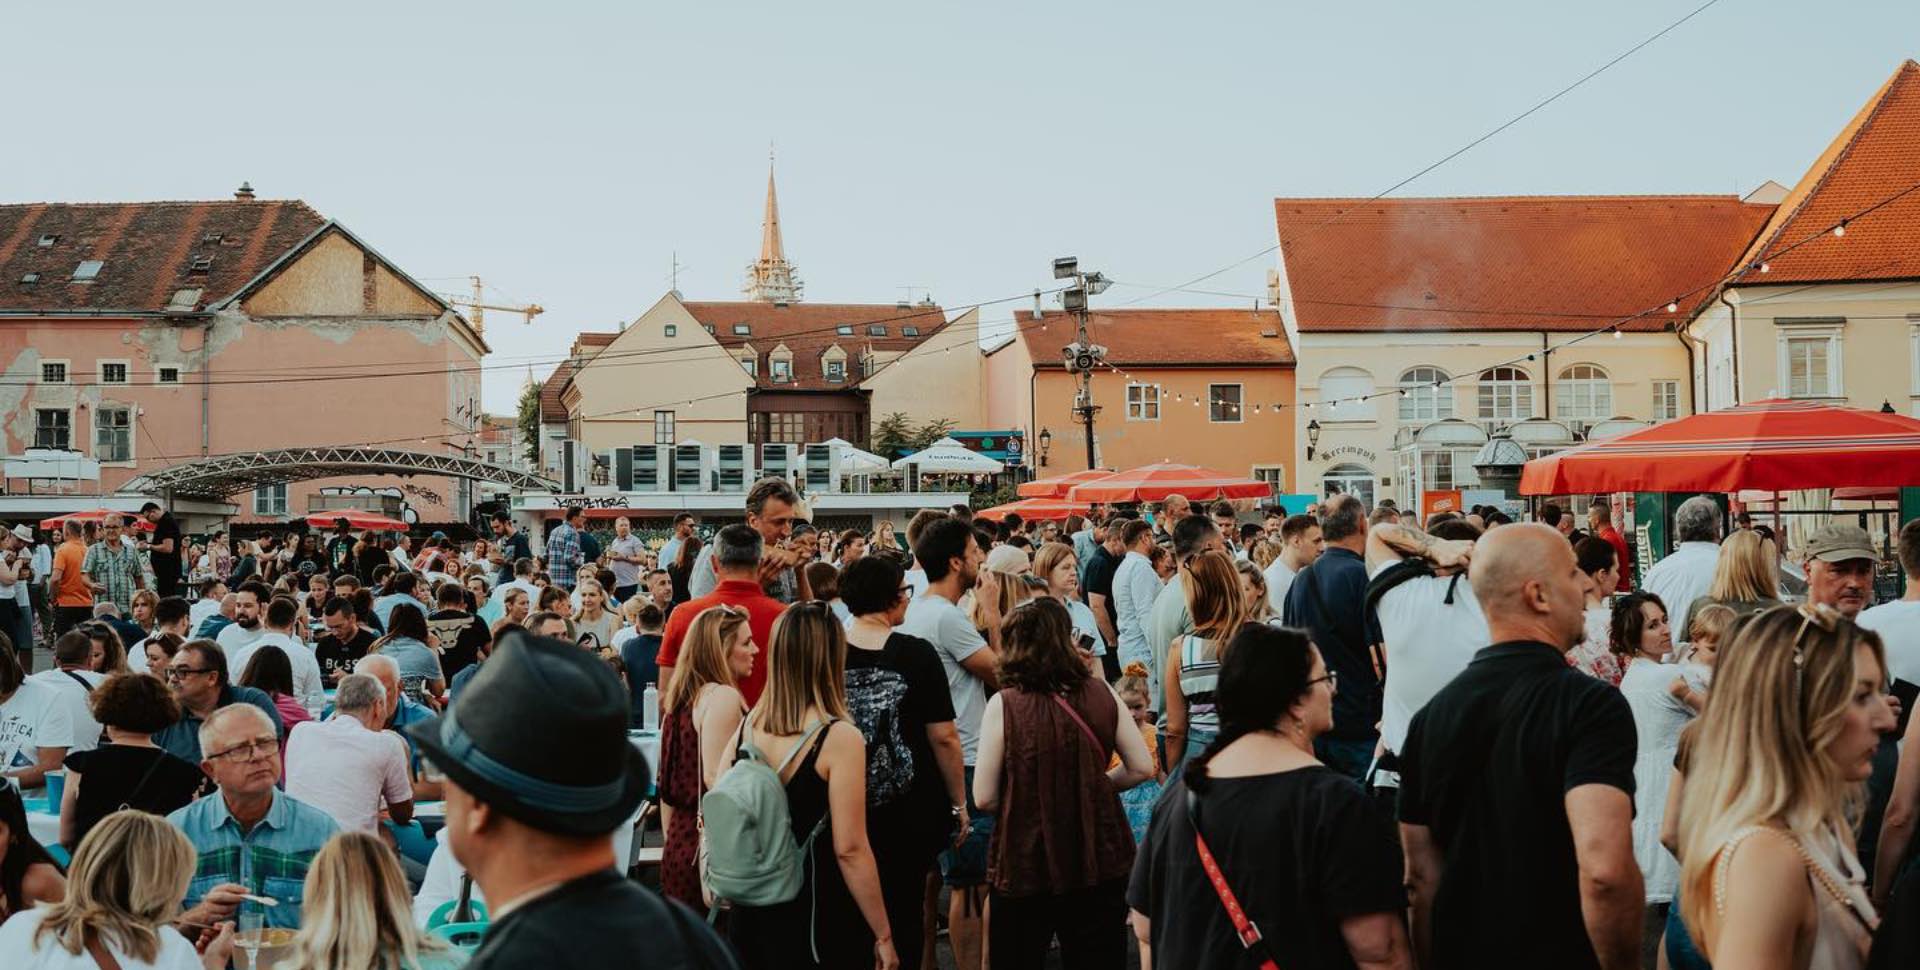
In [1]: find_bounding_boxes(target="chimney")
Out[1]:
[1032,289,1043,317]
[234,181,256,201]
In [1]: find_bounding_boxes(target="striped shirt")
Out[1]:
[1177,634,1223,742]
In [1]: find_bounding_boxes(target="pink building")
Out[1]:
[0,189,492,529]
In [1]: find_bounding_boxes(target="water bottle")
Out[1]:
[642,685,660,731]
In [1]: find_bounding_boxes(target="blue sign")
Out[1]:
[950,430,1025,467]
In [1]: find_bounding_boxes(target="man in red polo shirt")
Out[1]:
[1588,500,1632,592]
[654,524,783,705]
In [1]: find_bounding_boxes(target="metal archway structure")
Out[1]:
[121,446,557,501]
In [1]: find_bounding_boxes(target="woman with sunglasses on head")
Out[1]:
[973,597,1153,969]
[1678,604,1896,970]
[723,601,897,970]
[842,556,967,970]
[1163,551,1251,766]
[655,604,756,911]
[1129,624,1410,970]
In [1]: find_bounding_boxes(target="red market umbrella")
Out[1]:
[975,498,1091,523]
[1017,468,1115,499]
[38,509,154,531]
[1521,399,1920,495]
[303,510,409,532]
[1066,463,1273,504]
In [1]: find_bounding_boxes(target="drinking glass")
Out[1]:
[236,902,265,970]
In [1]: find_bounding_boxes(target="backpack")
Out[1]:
[699,718,836,915]
[845,665,915,806]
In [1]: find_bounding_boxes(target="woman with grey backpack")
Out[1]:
[707,600,898,970]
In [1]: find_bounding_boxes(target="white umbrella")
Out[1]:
[823,437,890,474]
[891,436,1005,474]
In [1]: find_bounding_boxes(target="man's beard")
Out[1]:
[237,615,260,629]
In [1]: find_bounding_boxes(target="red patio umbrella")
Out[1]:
[303,510,410,532]
[39,509,154,531]
[975,498,1091,523]
[1521,399,1920,495]
[1017,468,1115,499]
[1066,463,1273,504]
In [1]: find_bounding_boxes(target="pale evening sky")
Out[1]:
[10,0,1918,412]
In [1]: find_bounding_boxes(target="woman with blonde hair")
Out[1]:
[572,579,617,649]
[725,603,896,970]
[1681,528,1782,639]
[656,605,756,910]
[280,831,462,970]
[1677,604,1896,969]
[967,569,1032,638]
[1164,550,1251,765]
[1033,541,1107,667]
[1235,558,1275,623]
[0,809,233,969]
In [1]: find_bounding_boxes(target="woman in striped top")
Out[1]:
[1162,550,1251,768]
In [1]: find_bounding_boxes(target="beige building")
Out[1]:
[1273,194,1774,509]
[1686,60,1920,416]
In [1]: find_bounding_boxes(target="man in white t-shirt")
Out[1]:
[893,515,1000,967]
[127,595,194,674]
[229,596,328,716]
[285,673,414,833]
[1859,518,1920,690]
[1641,496,1723,638]
[187,577,228,632]
[1264,513,1325,615]
[215,583,271,657]
[0,650,73,788]
[1366,519,1487,789]
[28,630,105,753]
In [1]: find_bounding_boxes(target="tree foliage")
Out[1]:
[517,381,543,467]
[871,412,960,458]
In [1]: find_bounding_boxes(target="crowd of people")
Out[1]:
[5,485,1920,969]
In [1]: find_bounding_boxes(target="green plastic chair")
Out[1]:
[429,920,489,951]
[425,899,488,930]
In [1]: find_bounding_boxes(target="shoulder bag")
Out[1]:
[1186,788,1278,969]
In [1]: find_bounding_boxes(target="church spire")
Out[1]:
[744,150,802,303]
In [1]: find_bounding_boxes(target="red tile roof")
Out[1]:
[1729,60,1920,286]
[1013,308,1294,368]
[681,301,951,390]
[539,360,575,422]
[1274,195,1775,332]
[0,200,326,313]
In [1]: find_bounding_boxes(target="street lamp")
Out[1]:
[1306,419,1323,461]
[1038,427,1053,467]
[1052,255,1106,470]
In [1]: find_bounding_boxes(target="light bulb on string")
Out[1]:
[1834,220,1848,238]
[1760,261,1770,274]
[1612,327,1622,340]
[1666,299,1679,314]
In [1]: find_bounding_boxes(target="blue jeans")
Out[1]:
[1314,736,1376,783]
[1665,895,1710,970]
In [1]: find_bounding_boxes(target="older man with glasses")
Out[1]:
[151,639,284,764]
[169,703,338,933]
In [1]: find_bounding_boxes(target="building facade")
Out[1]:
[982,307,1297,489]
[0,192,488,526]
[1273,194,1774,508]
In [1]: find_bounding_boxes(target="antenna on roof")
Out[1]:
[669,250,685,298]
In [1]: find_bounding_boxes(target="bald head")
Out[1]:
[1469,523,1592,651]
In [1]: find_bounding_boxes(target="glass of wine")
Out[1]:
[236,901,265,970]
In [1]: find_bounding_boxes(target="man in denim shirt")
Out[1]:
[170,704,338,932]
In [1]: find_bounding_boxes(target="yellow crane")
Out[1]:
[445,276,543,334]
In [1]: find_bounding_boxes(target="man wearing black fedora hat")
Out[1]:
[409,631,736,968]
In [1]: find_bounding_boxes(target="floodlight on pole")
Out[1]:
[1053,257,1079,280]
[1083,271,1112,296]
[1061,288,1088,313]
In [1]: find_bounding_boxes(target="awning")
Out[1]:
[1017,468,1115,499]
[974,498,1090,523]
[1066,463,1272,504]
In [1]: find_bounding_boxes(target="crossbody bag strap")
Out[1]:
[1186,789,1278,970]
[1052,694,1105,755]
[116,749,171,811]
[84,933,125,970]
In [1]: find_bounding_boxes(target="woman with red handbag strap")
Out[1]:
[1127,624,1413,970]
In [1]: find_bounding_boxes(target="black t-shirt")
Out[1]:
[291,552,329,579]
[1083,545,1122,624]
[1281,548,1384,741]
[496,531,532,585]
[1128,766,1406,970]
[62,744,205,847]
[467,869,737,970]
[845,632,958,855]
[150,513,183,580]
[427,609,490,679]
[1397,640,1637,970]
[327,534,357,578]
[314,628,378,684]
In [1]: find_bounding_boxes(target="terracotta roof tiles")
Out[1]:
[1013,308,1294,368]
[681,301,950,390]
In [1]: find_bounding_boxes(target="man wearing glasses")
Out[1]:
[152,641,284,764]
[170,704,337,933]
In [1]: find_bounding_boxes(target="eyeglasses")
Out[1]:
[896,584,914,598]
[1308,671,1339,694]
[204,738,277,764]
[165,666,215,681]
[1792,602,1862,705]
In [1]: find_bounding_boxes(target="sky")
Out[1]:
[10,0,1919,413]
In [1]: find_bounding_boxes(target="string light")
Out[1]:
[1611,327,1622,340]
[1760,261,1771,273]
[1834,219,1848,238]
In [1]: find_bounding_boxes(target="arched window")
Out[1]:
[1555,363,1613,420]
[1398,366,1453,422]
[1477,366,1532,421]
[1318,366,1377,420]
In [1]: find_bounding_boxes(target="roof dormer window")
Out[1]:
[36,234,57,248]
[71,260,103,281]
[732,324,751,336]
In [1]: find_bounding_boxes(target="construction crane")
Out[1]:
[444,276,544,334]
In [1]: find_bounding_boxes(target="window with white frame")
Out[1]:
[94,406,132,461]
[738,355,757,377]
[40,360,68,384]
[156,366,181,385]
[254,484,288,516]
[1208,384,1243,423]
[1652,380,1680,420]
[769,358,792,383]
[1477,366,1533,421]
[1318,366,1377,420]
[99,361,129,385]
[1250,465,1285,490]
[1127,383,1160,421]
[654,410,676,445]
[1555,364,1613,421]
[34,408,70,449]
[825,359,845,382]
[1778,320,1844,398]
[1398,366,1452,422]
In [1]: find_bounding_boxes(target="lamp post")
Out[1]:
[1053,256,1111,471]
[1306,419,1323,461]
[1038,427,1053,468]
